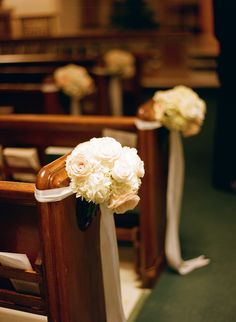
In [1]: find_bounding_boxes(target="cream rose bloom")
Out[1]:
[108,192,140,214]
[182,122,201,137]
[66,153,92,179]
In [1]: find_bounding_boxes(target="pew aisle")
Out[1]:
[119,246,150,321]
[133,89,236,321]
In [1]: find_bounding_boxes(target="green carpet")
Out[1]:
[134,89,236,322]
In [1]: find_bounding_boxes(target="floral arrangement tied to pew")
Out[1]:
[152,85,206,136]
[35,136,144,322]
[54,64,95,115]
[103,49,136,116]
[103,49,136,79]
[66,137,144,214]
[137,85,210,276]
[138,85,206,136]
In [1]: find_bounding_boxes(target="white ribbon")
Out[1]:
[70,96,82,115]
[135,119,210,274]
[34,186,74,202]
[135,119,162,130]
[41,83,59,93]
[100,204,126,322]
[109,76,123,116]
[34,187,126,322]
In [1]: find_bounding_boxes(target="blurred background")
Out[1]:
[0,0,218,92]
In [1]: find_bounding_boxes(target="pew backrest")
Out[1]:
[0,154,106,321]
[0,114,168,287]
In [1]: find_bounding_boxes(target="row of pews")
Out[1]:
[0,53,168,321]
[0,53,143,116]
[0,113,168,283]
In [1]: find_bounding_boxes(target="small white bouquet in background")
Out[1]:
[54,64,95,115]
[153,85,206,136]
[54,64,95,98]
[103,49,136,116]
[66,137,144,214]
[103,49,136,79]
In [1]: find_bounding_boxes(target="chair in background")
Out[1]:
[19,14,57,37]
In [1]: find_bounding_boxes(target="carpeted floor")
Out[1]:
[134,89,236,322]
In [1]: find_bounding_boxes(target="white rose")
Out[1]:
[112,159,135,183]
[66,152,92,179]
[119,147,145,178]
[90,137,122,165]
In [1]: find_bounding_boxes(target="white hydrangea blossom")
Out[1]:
[152,85,206,136]
[66,137,144,213]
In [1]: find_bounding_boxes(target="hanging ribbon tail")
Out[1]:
[70,96,81,115]
[99,204,126,322]
[35,187,126,321]
[109,76,123,116]
[178,256,210,275]
[165,130,210,274]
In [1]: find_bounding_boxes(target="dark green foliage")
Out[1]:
[111,0,159,30]
[76,198,98,231]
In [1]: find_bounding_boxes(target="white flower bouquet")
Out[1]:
[103,49,136,79]
[152,85,206,136]
[54,64,95,98]
[66,137,144,214]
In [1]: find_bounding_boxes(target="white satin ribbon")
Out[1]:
[135,119,162,130]
[34,187,126,322]
[135,120,210,274]
[166,131,210,274]
[100,204,126,322]
[34,186,74,202]
[109,76,123,116]
[70,96,81,115]
[41,83,59,93]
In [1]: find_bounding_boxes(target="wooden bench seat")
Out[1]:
[0,114,168,287]
[0,155,106,321]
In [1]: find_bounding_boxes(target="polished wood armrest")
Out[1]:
[137,98,156,121]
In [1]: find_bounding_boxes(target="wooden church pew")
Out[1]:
[0,114,168,287]
[0,54,98,84]
[0,155,106,322]
[0,53,111,115]
[0,83,46,114]
[0,75,110,116]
